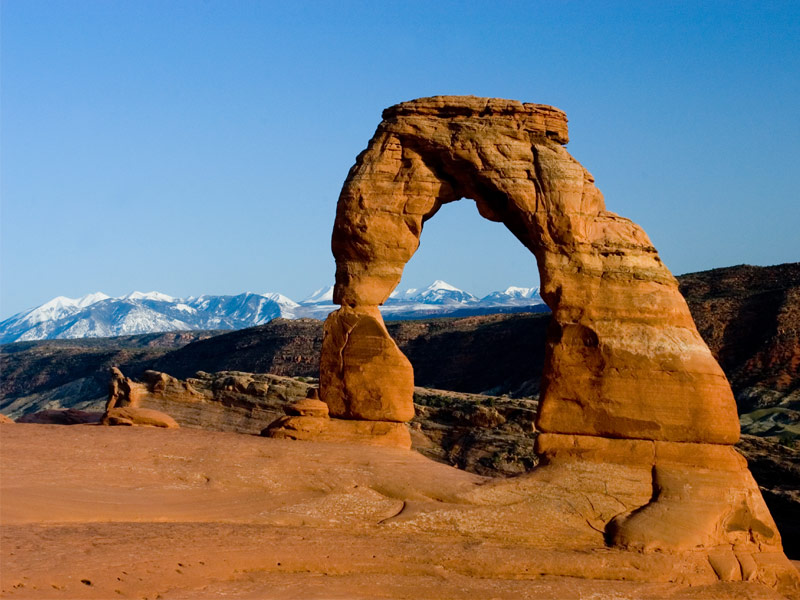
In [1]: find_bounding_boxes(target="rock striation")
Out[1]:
[316,95,797,588]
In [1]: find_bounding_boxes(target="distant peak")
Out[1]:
[122,291,175,302]
[503,286,539,298]
[75,292,111,308]
[301,285,334,304]
[425,280,461,292]
[263,292,301,308]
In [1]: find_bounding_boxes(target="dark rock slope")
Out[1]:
[678,263,800,413]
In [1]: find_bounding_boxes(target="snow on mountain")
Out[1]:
[503,286,539,299]
[0,282,547,343]
[480,285,544,306]
[123,291,175,302]
[19,296,81,325]
[189,293,283,328]
[404,280,478,305]
[263,292,301,309]
[301,285,334,304]
[75,292,111,308]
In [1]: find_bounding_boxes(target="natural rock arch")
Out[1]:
[321,95,738,444]
[316,96,789,559]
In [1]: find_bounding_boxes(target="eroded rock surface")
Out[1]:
[316,95,794,587]
[102,367,180,428]
[323,95,737,442]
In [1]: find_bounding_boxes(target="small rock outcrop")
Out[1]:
[102,367,179,429]
[101,368,316,433]
[263,387,411,448]
[314,95,798,590]
[0,413,14,424]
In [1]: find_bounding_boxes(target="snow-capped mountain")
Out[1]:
[0,282,547,343]
[0,291,292,344]
[480,286,543,306]
[302,285,334,304]
[389,280,478,305]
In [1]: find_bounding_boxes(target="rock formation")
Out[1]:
[263,387,412,448]
[316,96,798,588]
[102,367,180,428]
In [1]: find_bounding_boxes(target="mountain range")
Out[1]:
[0,281,546,344]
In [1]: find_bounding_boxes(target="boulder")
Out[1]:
[104,406,179,429]
[320,306,414,422]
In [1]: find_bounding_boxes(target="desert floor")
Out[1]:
[1,424,797,599]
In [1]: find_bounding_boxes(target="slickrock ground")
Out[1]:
[6,367,798,558]
[2,424,797,600]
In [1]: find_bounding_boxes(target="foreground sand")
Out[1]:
[1,424,797,599]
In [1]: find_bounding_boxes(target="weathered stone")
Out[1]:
[322,95,738,444]
[316,96,785,565]
[104,406,179,429]
[16,409,100,425]
[320,306,414,422]
[285,397,329,418]
[102,367,181,429]
[264,416,411,449]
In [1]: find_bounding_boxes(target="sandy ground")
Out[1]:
[1,424,797,599]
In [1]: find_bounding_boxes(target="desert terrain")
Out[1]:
[2,424,798,600]
[3,96,799,599]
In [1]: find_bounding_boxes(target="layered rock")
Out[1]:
[102,368,314,433]
[317,95,794,586]
[679,262,800,419]
[102,367,179,428]
[324,95,737,443]
[264,386,412,449]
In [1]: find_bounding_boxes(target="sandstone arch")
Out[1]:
[321,96,738,444]
[317,97,792,564]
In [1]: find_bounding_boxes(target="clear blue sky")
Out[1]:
[2,1,798,317]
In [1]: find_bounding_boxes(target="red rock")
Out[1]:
[105,406,179,429]
[102,367,180,429]
[316,96,789,569]
[320,306,414,422]
[323,95,737,444]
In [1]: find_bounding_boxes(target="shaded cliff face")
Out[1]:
[678,263,800,414]
[149,319,324,380]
